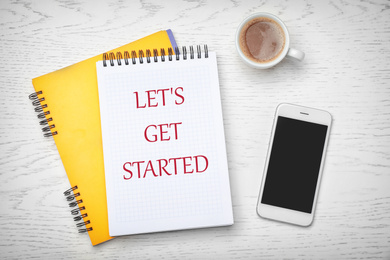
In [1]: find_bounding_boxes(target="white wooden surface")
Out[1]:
[1,0,389,259]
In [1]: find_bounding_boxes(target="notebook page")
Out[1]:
[97,51,233,236]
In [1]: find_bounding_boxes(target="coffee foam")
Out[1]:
[239,17,285,63]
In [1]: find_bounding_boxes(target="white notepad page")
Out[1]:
[97,50,233,236]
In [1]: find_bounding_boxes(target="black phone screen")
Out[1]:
[261,116,328,213]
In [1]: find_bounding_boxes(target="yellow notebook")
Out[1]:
[30,30,177,246]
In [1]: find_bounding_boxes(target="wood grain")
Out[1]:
[0,0,389,259]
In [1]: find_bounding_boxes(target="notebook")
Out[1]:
[29,30,177,245]
[96,45,234,236]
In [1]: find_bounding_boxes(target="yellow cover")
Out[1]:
[32,31,175,246]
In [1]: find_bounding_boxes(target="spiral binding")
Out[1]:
[29,91,58,137]
[64,186,93,233]
[102,45,208,67]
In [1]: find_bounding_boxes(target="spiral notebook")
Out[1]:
[96,45,233,236]
[29,30,177,245]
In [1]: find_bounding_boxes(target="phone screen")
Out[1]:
[261,116,328,213]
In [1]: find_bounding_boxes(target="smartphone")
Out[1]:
[257,103,332,226]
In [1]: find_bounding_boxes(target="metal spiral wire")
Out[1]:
[64,186,93,233]
[102,45,208,66]
[29,91,58,137]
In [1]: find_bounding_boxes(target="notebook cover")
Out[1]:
[32,30,176,246]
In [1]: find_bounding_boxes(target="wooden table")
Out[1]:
[1,0,389,259]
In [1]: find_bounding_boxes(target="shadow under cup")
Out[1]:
[236,13,304,69]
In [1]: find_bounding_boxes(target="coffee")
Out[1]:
[239,17,285,63]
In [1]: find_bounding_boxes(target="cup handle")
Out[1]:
[287,48,305,61]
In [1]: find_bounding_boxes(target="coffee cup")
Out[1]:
[235,13,304,69]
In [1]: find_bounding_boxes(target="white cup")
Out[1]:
[235,13,305,69]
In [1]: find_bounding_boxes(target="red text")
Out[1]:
[122,155,209,180]
[134,87,184,108]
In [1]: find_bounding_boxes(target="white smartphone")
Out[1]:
[257,103,332,226]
